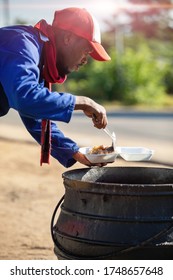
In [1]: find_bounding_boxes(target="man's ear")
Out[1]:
[64,31,74,45]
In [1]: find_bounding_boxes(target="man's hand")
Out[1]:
[74,96,108,129]
[73,151,107,167]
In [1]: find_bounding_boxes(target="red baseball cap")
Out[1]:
[52,7,111,61]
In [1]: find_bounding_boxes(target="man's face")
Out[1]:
[56,32,93,76]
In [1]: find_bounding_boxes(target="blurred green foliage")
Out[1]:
[56,36,173,106]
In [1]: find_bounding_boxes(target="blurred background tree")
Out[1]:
[123,0,173,40]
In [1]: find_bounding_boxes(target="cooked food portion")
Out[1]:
[89,145,111,154]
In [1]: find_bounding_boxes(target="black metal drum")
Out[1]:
[51,167,173,259]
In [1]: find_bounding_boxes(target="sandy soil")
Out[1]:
[0,138,171,260]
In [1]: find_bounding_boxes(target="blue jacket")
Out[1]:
[0,25,79,167]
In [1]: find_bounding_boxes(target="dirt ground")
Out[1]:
[0,138,172,260]
[0,138,70,260]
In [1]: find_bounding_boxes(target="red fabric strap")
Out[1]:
[40,119,51,165]
[40,82,51,165]
[34,20,67,165]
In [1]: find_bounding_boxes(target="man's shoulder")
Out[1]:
[0,25,39,42]
[0,25,43,55]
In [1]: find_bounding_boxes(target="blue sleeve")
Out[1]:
[20,114,80,168]
[0,28,75,122]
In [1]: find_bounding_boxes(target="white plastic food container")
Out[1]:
[116,147,154,161]
[79,147,118,164]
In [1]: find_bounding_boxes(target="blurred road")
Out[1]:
[0,108,173,166]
